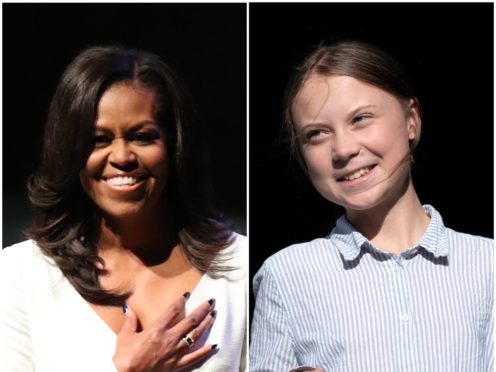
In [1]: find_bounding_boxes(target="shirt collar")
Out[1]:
[329,204,449,262]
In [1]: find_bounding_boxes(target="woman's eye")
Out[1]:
[130,131,160,144]
[92,135,112,148]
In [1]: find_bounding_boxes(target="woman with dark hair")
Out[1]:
[250,41,493,371]
[0,46,246,371]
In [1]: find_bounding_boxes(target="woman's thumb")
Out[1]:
[118,304,138,335]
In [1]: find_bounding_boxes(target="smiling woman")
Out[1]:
[0,46,247,372]
[80,83,169,220]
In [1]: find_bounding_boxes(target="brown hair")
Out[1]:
[283,40,421,170]
[27,46,234,306]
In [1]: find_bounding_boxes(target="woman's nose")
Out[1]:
[331,131,360,163]
[108,138,137,166]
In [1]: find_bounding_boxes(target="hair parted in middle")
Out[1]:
[27,45,234,306]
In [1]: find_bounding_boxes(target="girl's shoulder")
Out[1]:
[260,236,339,275]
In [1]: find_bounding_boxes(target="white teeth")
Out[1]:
[105,176,140,187]
[342,167,370,181]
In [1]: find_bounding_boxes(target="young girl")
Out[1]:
[250,41,493,371]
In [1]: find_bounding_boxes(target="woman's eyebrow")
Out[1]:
[94,120,159,131]
[127,120,160,130]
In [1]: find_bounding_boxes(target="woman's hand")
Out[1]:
[113,295,217,372]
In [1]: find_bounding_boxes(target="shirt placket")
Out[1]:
[390,256,415,372]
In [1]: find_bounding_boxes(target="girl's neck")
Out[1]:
[346,181,430,256]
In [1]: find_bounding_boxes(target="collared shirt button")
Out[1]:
[401,313,411,322]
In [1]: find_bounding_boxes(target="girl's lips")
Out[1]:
[338,165,376,185]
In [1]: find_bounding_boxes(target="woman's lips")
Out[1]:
[102,175,147,191]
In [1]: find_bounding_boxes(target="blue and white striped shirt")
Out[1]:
[250,205,493,371]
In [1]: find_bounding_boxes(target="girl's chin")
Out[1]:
[322,190,382,211]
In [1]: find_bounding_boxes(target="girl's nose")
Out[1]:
[331,131,360,163]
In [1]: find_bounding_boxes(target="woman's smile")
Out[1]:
[80,83,169,219]
[102,174,147,191]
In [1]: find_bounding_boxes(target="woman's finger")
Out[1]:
[176,308,217,352]
[118,304,138,336]
[176,344,218,369]
[171,299,215,340]
[149,294,188,331]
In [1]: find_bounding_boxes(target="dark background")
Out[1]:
[249,3,494,315]
[3,3,247,246]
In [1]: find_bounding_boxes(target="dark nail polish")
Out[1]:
[211,344,218,350]
[122,304,128,314]
[210,310,217,318]
[208,298,215,306]
[183,292,191,300]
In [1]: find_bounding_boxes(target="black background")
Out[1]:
[3,3,247,246]
[249,2,494,316]
[2,2,494,324]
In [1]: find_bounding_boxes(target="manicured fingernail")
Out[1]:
[210,310,217,318]
[211,344,218,350]
[183,292,191,300]
[208,298,215,306]
[122,304,128,314]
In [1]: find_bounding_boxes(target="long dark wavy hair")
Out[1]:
[27,46,234,306]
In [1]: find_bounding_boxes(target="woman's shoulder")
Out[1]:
[0,240,61,283]
[225,232,247,254]
[210,233,247,280]
[2,239,49,264]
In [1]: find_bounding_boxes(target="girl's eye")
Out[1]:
[352,114,369,124]
[130,131,161,144]
[304,129,328,144]
[307,130,322,139]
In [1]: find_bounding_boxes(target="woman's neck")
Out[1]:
[346,181,430,256]
[97,208,179,267]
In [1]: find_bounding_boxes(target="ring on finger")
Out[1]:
[181,334,195,348]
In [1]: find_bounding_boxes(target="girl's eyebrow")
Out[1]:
[298,122,327,132]
[345,104,379,121]
[298,104,380,130]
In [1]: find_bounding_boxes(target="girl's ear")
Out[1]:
[406,98,421,150]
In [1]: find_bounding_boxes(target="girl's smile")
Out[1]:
[292,74,420,212]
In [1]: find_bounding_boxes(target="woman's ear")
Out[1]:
[406,98,421,150]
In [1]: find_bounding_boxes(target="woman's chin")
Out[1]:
[99,203,149,221]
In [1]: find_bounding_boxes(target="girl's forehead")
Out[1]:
[292,75,402,125]
[298,74,375,98]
